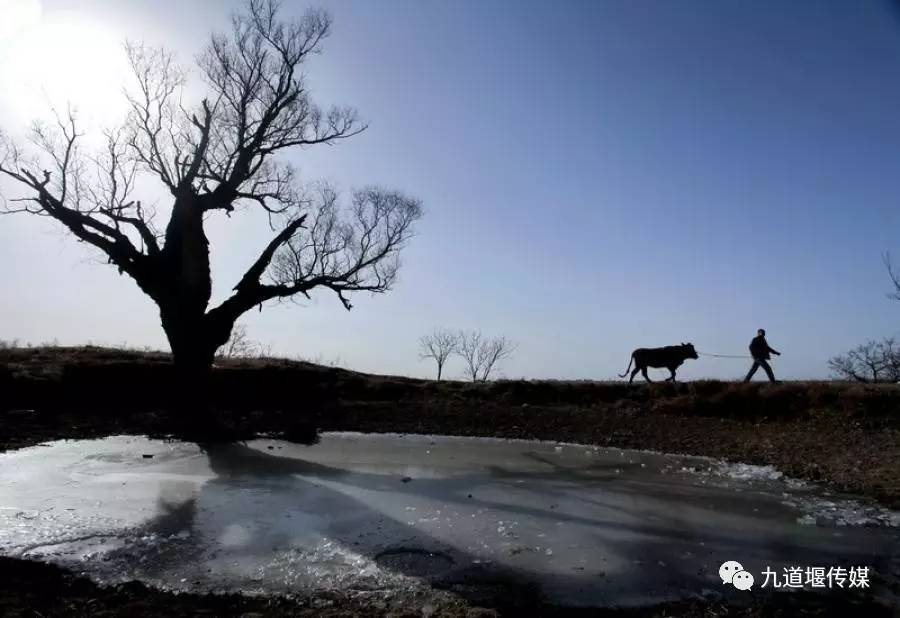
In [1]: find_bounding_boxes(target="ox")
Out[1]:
[618,343,698,383]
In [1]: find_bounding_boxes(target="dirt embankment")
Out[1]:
[0,556,891,617]
[2,346,899,507]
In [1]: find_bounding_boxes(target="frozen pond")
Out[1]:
[0,433,898,608]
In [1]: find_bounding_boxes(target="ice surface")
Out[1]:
[1,433,897,607]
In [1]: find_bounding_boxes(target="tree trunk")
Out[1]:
[163,195,212,318]
[162,313,215,406]
[156,194,230,428]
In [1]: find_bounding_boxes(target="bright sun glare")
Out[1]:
[0,0,131,127]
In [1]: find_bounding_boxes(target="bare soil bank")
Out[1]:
[0,557,892,617]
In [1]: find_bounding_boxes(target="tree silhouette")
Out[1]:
[456,330,516,382]
[216,323,265,359]
[418,328,459,380]
[885,252,900,302]
[828,338,900,383]
[0,1,422,388]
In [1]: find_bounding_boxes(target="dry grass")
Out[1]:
[3,345,898,427]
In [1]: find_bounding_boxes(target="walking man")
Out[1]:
[745,328,781,382]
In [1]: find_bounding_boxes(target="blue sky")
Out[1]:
[1,0,899,380]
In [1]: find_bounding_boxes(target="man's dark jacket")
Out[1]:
[749,335,778,360]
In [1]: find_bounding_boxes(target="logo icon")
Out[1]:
[720,560,754,590]
[732,570,755,590]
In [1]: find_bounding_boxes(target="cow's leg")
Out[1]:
[666,368,677,382]
[629,366,640,384]
[641,367,652,383]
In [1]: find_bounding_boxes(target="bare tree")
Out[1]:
[456,330,516,382]
[886,252,900,301]
[828,338,900,383]
[217,323,257,359]
[0,1,422,389]
[480,335,517,381]
[456,330,484,382]
[419,328,458,380]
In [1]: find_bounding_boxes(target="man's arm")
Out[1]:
[768,344,781,356]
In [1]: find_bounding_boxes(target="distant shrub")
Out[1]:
[838,385,900,418]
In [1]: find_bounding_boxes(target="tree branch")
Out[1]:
[233,213,307,294]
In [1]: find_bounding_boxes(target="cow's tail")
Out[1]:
[617,353,634,378]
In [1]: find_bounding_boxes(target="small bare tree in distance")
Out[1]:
[828,338,900,383]
[886,252,900,301]
[0,0,422,398]
[418,328,458,380]
[217,323,257,359]
[456,329,516,382]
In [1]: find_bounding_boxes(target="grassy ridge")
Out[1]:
[3,345,899,418]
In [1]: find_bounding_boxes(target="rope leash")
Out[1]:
[698,351,753,359]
